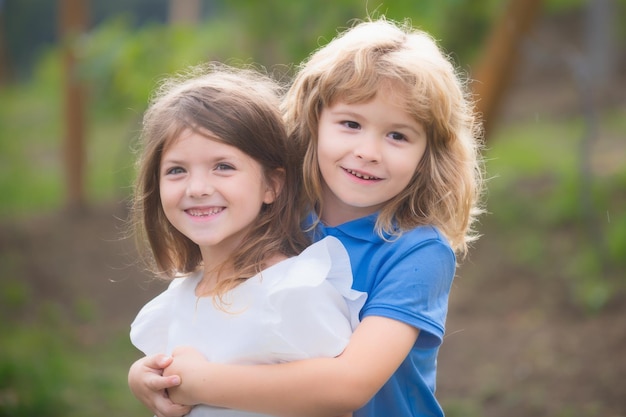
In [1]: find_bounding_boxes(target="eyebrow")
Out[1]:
[329,108,425,137]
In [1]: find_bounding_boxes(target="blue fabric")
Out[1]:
[311,213,456,417]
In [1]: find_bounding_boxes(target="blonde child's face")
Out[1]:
[159,129,276,260]
[317,93,427,226]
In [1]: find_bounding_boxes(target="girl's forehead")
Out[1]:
[163,124,217,149]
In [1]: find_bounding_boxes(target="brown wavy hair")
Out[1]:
[130,63,309,296]
[283,17,485,256]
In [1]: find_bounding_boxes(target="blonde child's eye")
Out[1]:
[389,132,407,142]
[342,121,360,129]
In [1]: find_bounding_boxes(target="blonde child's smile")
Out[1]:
[317,94,427,223]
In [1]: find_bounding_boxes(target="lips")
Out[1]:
[344,168,381,181]
[185,207,224,217]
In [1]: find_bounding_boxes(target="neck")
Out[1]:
[195,262,233,297]
[319,185,379,226]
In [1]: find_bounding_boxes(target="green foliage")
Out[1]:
[0,2,498,217]
[443,398,484,417]
[0,315,146,417]
[0,323,70,417]
[566,247,613,314]
[545,0,587,12]
[79,17,229,115]
[487,112,626,313]
[0,279,30,310]
[607,209,626,261]
[0,82,64,216]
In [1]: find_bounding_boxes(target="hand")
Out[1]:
[165,346,208,405]
[128,354,192,417]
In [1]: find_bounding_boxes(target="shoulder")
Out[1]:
[388,226,454,260]
[262,236,350,289]
[368,226,456,284]
[399,224,448,243]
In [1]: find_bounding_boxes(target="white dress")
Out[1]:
[130,236,366,417]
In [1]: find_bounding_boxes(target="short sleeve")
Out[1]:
[261,237,366,362]
[363,238,456,349]
[130,279,182,355]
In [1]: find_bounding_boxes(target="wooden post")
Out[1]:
[59,0,89,212]
[471,0,543,138]
[168,0,201,25]
[0,3,11,85]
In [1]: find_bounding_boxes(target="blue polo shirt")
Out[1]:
[311,213,456,417]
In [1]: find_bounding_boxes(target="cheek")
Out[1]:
[159,182,179,209]
[316,139,337,167]
[393,154,422,185]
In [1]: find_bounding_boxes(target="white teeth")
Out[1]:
[346,169,377,180]
[187,207,223,216]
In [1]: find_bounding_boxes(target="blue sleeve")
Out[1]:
[361,238,456,349]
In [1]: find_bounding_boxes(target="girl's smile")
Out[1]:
[184,206,225,219]
[159,129,276,263]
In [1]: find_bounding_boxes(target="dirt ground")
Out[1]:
[2,8,625,417]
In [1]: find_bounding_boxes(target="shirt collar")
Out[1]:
[308,212,388,243]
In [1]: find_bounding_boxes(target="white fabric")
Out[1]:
[130,236,366,417]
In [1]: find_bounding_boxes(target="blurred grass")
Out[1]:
[486,110,626,313]
[0,318,147,417]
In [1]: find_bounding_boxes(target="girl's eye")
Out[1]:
[215,163,235,171]
[389,132,407,142]
[341,120,361,130]
[165,166,185,175]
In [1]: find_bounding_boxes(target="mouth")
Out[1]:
[185,207,224,217]
[343,168,381,181]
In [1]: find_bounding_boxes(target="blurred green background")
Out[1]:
[0,0,624,416]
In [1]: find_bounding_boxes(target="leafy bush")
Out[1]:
[486,112,626,312]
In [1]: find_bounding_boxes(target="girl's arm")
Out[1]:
[166,315,419,417]
[128,354,191,417]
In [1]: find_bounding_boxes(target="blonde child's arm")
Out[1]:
[166,316,419,417]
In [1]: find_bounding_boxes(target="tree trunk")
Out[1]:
[585,0,616,101]
[58,0,89,213]
[168,0,201,25]
[0,3,11,85]
[471,0,543,138]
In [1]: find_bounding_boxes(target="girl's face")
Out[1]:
[317,93,427,226]
[159,129,276,261]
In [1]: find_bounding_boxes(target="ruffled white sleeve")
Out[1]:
[129,279,183,356]
[260,236,366,362]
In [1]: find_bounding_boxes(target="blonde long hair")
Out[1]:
[131,63,309,294]
[283,17,485,256]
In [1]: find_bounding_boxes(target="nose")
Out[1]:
[186,172,214,198]
[353,135,381,163]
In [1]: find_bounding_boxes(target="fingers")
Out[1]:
[129,354,190,417]
[154,396,192,417]
[148,374,181,392]
[142,353,174,370]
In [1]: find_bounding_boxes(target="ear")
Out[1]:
[263,168,285,205]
